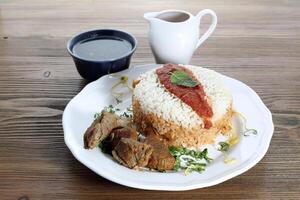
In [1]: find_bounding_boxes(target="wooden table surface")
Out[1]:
[1,0,299,199]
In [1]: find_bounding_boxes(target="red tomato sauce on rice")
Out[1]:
[156,64,213,129]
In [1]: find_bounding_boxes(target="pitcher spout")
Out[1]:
[143,12,160,22]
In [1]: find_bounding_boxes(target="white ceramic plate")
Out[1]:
[63,64,274,191]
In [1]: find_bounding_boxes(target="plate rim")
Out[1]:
[62,64,274,191]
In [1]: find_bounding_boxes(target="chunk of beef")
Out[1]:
[144,127,175,171]
[112,138,153,168]
[109,127,138,149]
[84,111,119,149]
[101,127,139,153]
[116,117,135,129]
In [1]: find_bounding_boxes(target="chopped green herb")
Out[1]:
[103,104,120,114]
[120,105,133,118]
[120,111,132,118]
[115,97,122,104]
[95,104,133,120]
[218,142,230,152]
[169,70,199,87]
[169,146,212,174]
[217,137,239,164]
[169,146,212,162]
[184,163,206,175]
[173,159,181,171]
[120,76,129,82]
[94,112,101,119]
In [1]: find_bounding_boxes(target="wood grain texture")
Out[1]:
[0,0,299,199]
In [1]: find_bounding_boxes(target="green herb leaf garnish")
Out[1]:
[169,70,199,87]
[218,142,230,152]
[120,105,133,119]
[169,146,213,175]
[103,104,120,114]
[169,146,212,162]
[184,163,206,175]
[120,111,132,118]
[94,105,120,118]
[94,112,101,119]
[115,97,122,104]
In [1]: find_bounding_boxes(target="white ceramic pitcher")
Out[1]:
[144,9,217,64]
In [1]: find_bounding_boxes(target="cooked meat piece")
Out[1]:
[112,138,153,168]
[84,111,118,149]
[116,117,135,129]
[109,127,138,149]
[101,127,139,153]
[144,127,175,171]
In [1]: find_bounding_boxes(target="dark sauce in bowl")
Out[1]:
[72,36,133,61]
[67,29,137,81]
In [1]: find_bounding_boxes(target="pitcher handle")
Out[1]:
[195,9,217,49]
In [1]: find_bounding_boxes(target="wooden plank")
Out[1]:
[0,0,299,199]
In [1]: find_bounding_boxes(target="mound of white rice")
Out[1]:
[132,65,233,147]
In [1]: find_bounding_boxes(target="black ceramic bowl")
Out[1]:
[67,29,137,81]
